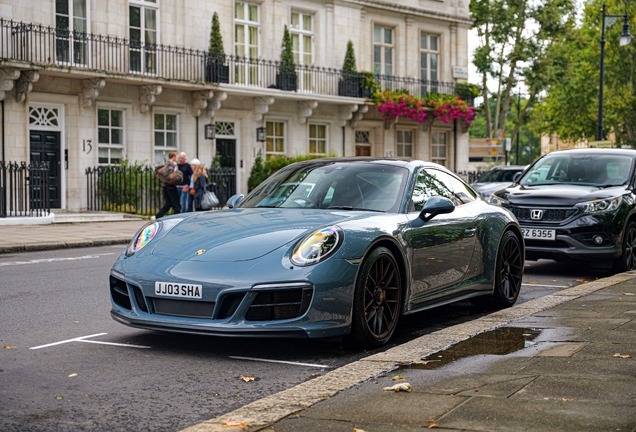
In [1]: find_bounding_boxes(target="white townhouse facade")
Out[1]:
[0,0,471,211]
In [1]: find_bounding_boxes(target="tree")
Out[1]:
[209,12,225,60]
[470,0,577,145]
[279,25,295,75]
[532,0,636,146]
[343,40,357,72]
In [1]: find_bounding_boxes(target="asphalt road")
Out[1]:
[0,246,614,431]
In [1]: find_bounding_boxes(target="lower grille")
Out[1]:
[246,288,313,321]
[525,239,570,249]
[110,275,131,310]
[152,298,215,318]
[511,207,577,223]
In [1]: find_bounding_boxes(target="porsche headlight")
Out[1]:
[576,196,622,214]
[126,221,161,256]
[291,226,343,266]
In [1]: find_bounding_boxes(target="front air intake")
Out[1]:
[245,287,313,321]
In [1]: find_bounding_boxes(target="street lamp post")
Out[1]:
[597,2,633,141]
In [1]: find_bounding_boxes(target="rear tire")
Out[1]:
[472,230,523,309]
[348,247,402,348]
[613,221,636,272]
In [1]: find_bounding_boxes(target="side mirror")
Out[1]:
[226,194,245,209]
[512,172,522,183]
[419,196,455,222]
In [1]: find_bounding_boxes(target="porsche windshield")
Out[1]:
[519,154,634,187]
[239,162,410,212]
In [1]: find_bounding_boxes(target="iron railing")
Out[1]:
[0,18,470,103]
[85,164,234,215]
[0,161,50,218]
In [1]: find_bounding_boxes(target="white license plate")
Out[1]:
[155,282,202,299]
[522,228,556,241]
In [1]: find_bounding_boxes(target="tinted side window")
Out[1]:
[446,173,477,205]
[410,169,455,212]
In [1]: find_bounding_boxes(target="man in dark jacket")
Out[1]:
[177,152,193,212]
[155,151,181,218]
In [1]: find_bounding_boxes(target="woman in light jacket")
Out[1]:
[192,163,208,211]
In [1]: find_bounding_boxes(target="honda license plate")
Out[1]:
[521,228,555,241]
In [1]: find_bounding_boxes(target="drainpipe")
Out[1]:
[195,116,199,158]
[340,126,346,157]
[1,100,5,217]
[453,118,458,171]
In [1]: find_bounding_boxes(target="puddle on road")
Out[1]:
[404,327,541,370]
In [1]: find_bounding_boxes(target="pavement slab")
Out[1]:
[436,397,636,432]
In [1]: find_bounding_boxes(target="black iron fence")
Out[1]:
[0,161,50,218]
[455,170,486,184]
[85,164,235,215]
[0,18,471,104]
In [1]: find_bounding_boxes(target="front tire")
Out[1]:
[348,247,402,348]
[613,221,636,272]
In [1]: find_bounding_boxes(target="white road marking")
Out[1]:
[522,283,570,288]
[0,253,116,267]
[77,339,150,349]
[30,333,150,350]
[229,356,331,368]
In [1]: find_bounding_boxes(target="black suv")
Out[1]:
[491,148,636,270]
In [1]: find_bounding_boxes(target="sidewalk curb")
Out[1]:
[180,271,636,432]
[0,238,132,254]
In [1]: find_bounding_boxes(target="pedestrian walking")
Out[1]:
[155,151,181,218]
[177,152,193,212]
[188,158,200,213]
[192,163,208,211]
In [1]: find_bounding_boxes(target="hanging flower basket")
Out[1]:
[372,90,475,126]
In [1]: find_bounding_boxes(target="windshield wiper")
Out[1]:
[597,184,624,189]
[255,204,281,208]
[327,206,383,212]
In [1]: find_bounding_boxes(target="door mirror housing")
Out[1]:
[419,196,455,222]
[226,194,245,209]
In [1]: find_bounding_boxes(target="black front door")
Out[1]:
[216,139,236,168]
[30,131,61,208]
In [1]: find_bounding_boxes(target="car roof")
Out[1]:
[546,148,636,157]
[287,157,438,170]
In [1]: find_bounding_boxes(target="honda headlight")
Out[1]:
[576,196,622,214]
[488,194,509,206]
[291,226,343,266]
[126,221,161,256]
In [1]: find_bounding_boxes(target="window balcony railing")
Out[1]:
[0,19,470,104]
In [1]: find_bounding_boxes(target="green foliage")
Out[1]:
[279,25,296,75]
[247,153,336,191]
[96,160,161,216]
[455,82,481,99]
[248,151,267,192]
[531,0,636,146]
[209,12,225,60]
[343,40,357,72]
[360,71,381,94]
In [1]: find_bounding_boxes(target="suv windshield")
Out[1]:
[477,169,522,183]
[519,153,634,187]
[239,161,409,212]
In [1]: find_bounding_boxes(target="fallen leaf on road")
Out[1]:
[238,376,255,382]
[222,417,248,428]
[528,281,538,284]
[68,373,77,378]
[412,359,440,365]
[562,398,571,402]
[3,346,17,349]
[428,424,439,429]
[391,375,405,381]
[74,321,79,324]
[55,396,63,401]
[353,428,368,432]
[622,292,635,296]
[383,383,412,392]
[574,279,588,283]
[613,353,632,358]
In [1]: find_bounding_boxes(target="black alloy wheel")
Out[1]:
[349,247,402,347]
[614,221,636,272]
[492,230,523,307]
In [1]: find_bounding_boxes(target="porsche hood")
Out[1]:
[151,208,358,262]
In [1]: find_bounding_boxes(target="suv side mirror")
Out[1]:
[226,194,245,209]
[419,196,455,222]
[513,172,522,183]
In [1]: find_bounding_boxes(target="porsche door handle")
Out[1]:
[464,227,477,237]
